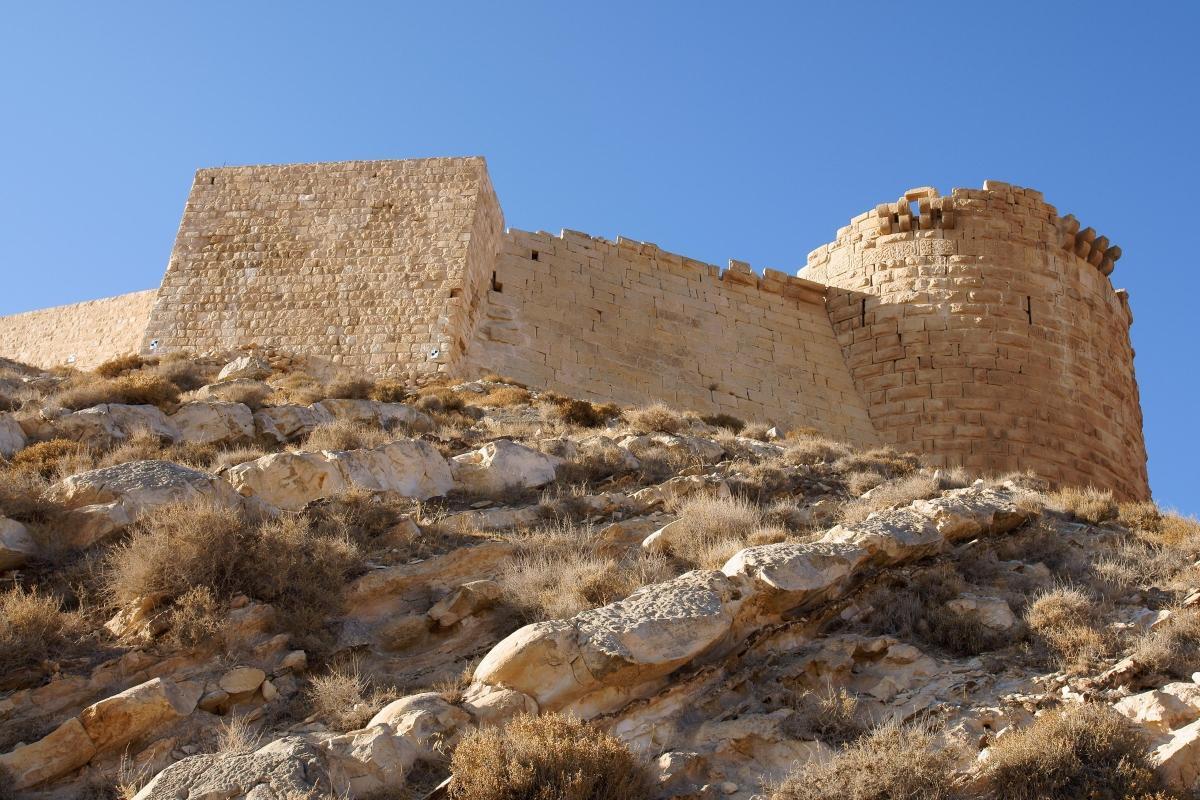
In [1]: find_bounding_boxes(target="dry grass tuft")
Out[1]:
[94,354,149,379]
[55,372,182,411]
[0,588,86,678]
[771,719,960,800]
[786,686,863,745]
[306,660,374,731]
[655,494,766,569]
[833,447,919,479]
[8,438,89,479]
[548,397,620,428]
[499,523,673,621]
[625,402,684,434]
[0,467,63,523]
[105,500,361,649]
[325,377,375,400]
[1047,486,1118,525]
[783,435,851,465]
[369,379,411,403]
[302,419,393,452]
[1026,586,1109,669]
[478,386,532,407]
[448,713,653,800]
[981,703,1163,800]
[1130,607,1200,678]
[700,412,745,433]
[839,472,951,524]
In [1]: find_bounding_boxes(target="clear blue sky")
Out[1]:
[1,2,1196,513]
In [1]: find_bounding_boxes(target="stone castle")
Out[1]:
[0,157,1149,499]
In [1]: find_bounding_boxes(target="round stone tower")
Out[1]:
[802,180,1149,500]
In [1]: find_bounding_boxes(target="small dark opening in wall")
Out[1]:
[491,271,503,292]
[1026,296,1033,324]
[209,177,215,185]
[531,250,539,261]
[909,200,920,217]
[860,298,867,326]
[449,287,462,299]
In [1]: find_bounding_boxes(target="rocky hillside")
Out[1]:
[0,351,1197,800]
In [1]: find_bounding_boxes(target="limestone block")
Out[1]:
[0,412,27,457]
[0,516,38,569]
[169,401,254,445]
[451,439,564,495]
[428,579,502,627]
[54,403,179,446]
[253,403,334,443]
[217,355,272,381]
[79,677,203,753]
[0,716,97,789]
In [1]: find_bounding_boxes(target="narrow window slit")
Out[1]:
[491,271,503,293]
[1025,296,1033,324]
[860,298,867,327]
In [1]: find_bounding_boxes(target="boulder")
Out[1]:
[218,355,272,382]
[0,717,96,790]
[460,683,539,727]
[451,439,564,495]
[0,516,38,570]
[169,401,254,445]
[321,725,418,797]
[619,433,725,464]
[428,579,502,627]
[54,403,179,446]
[721,541,870,614]
[193,379,273,404]
[253,403,334,444]
[0,412,27,457]
[227,440,453,511]
[820,507,943,563]
[474,570,743,715]
[49,460,245,548]
[367,692,472,758]
[313,398,434,433]
[1115,687,1200,733]
[945,594,1017,631]
[78,676,203,753]
[132,736,332,800]
[219,666,267,695]
[632,474,731,508]
[1154,718,1200,791]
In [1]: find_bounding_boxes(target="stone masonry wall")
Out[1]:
[463,228,880,445]
[0,290,157,371]
[802,181,1149,500]
[140,157,503,379]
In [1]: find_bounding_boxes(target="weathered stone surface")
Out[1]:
[1154,718,1200,791]
[253,403,334,444]
[722,541,870,613]
[946,594,1016,631]
[475,570,742,714]
[219,666,267,695]
[460,683,539,727]
[132,736,331,800]
[912,484,1035,540]
[367,692,472,758]
[218,355,272,381]
[428,579,502,627]
[1115,686,1200,733]
[49,460,245,547]
[632,474,731,508]
[451,439,563,495]
[820,507,944,563]
[619,433,725,464]
[322,725,417,797]
[169,401,254,445]
[313,398,434,433]
[55,403,179,445]
[193,378,273,404]
[227,440,453,511]
[0,717,96,790]
[0,516,38,569]
[78,676,202,753]
[0,412,27,457]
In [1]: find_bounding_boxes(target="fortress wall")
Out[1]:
[0,290,157,371]
[803,182,1148,499]
[463,228,880,445]
[140,157,502,379]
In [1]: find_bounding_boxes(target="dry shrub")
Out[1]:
[213,447,269,471]
[551,398,620,428]
[1118,501,1163,533]
[771,720,959,800]
[0,588,86,678]
[415,389,466,414]
[843,470,885,497]
[94,354,148,379]
[500,523,673,621]
[325,377,375,400]
[625,402,684,435]
[657,495,766,569]
[166,586,222,648]
[214,714,263,755]
[859,563,1022,657]
[1026,586,1109,668]
[478,386,532,407]
[55,372,181,411]
[209,381,273,410]
[448,713,652,800]
[306,660,374,731]
[0,467,62,523]
[153,355,215,392]
[833,447,918,479]
[741,422,771,441]
[98,431,217,470]
[839,472,942,524]
[302,419,392,452]
[1047,486,1118,525]
[270,371,324,406]
[981,703,1163,800]
[784,435,851,465]
[700,412,744,433]
[1130,607,1200,678]
[8,438,88,479]
[369,379,411,403]
[786,686,863,745]
[106,501,361,647]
